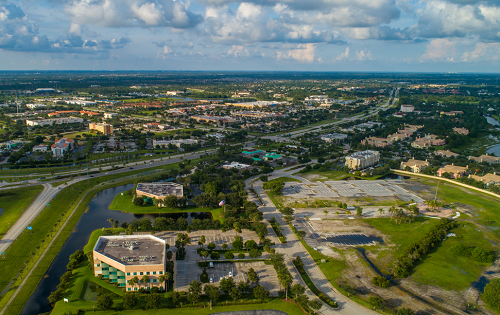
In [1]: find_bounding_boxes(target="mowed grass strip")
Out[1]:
[0,185,44,236]
[109,191,225,221]
[0,161,196,314]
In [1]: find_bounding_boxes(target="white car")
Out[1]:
[209,278,213,283]
[228,271,232,277]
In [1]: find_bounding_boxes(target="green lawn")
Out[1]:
[363,217,440,271]
[51,297,306,315]
[410,222,494,291]
[269,177,302,183]
[108,193,224,221]
[415,178,500,238]
[0,185,44,236]
[0,161,202,314]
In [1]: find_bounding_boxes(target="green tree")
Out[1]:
[199,235,206,248]
[249,249,262,258]
[145,293,162,309]
[171,291,181,305]
[232,237,244,250]
[291,283,305,299]
[368,296,384,310]
[253,284,269,301]
[225,251,234,259]
[123,293,138,310]
[164,195,178,208]
[482,278,500,312]
[230,286,242,301]
[97,294,113,310]
[356,207,363,217]
[247,267,258,282]
[142,275,150,286]
[397,308,415,315]
[133,196,144,206]
[204,284,220,303]
[220,277,236,294]
[309,299,322,310]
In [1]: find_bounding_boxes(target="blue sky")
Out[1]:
[1,0,500,71]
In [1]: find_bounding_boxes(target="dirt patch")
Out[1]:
[298,174,326,182]
[309,219,383,238]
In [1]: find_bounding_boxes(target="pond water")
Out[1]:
[486,116,500,127]
[378,173,410,180]
[21,184,210,315]
[325,234,384,246]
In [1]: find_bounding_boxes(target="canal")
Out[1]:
[21,184,209,315]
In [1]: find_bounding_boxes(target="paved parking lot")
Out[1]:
[283,180,424,202]
[205,261,280,296]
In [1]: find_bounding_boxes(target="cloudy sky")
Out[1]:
[1,0,500,71]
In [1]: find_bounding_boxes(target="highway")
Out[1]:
[262,88,399,142]
[0,148,216,254]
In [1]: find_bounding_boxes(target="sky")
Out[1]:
[1,0,500,71]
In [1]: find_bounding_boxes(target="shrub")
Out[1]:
[238,253,245,259]
[372,276,390,288]
[225,252,234,260]
[482,279,500,312]
[449,244,470,257]
[471,247,495,263]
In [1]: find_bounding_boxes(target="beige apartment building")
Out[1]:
[89,123,113,135]
[93,235,168,292]
[345,150,380,170]
[401,159,430,173]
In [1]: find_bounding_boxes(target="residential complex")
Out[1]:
[26,117,84,126]
[89,123,113,135]
[93,235,168,291]
[401,159,430,173]
[51,138,74,157]
[437,164,469,178]
[345,150,380,170]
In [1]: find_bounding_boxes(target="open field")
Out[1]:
[0,161,200,314]
[410,222,495,290]
[0,185,44,237]
[109,193,224,221]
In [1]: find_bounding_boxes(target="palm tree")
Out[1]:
[323,210,328,218]
[335,211,339,218]
[142,275,150,288]
[164,272,172,291]
[107,218,114,227]
[378,208,385,217]
[346,210,351,217]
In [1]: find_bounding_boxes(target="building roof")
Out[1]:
[136,182,183,198]
[93,235,165,266]
[401,159,430,167]
[436,150,459,157]
[439,164,468,173]
[242,150,263,154]
[264,152,282,158]
[470,154,500,163]
[470,173,500,184]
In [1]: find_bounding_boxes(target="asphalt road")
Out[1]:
[252,177,378,315]
[0,149,216,254]
[262,88,398,143]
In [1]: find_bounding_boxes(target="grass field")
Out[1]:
[0,185,44,236]
[51,297,306,315]
[410,222,494,290]
[0,160,201,314]
[415,178,500,238]
[108,193,225,221]
[363,217,440,268]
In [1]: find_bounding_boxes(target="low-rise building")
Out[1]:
[400,104,414,112]
[222,162,252,170]
[26,117,84,126]
[436,150,459,158]
[469,154,500,164]
[469,173,500,186]
[152,139,198,148]
[32,144,48,153]
[136,182,183,201]
[51,138,74,157]
[361,137,391,148]
[93,235,168,291]
[437,164,468,178]
[345,150,380,170]
[89,123,113,135]
[104,113,119,119]
[242,150,264,158]
[0,140,23,150]
[401,159,430,173]
[26,103,48,109]
[263,152,282,161]
[321,133,348,143]
[453,127,469,135]
[208,133,225,140]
